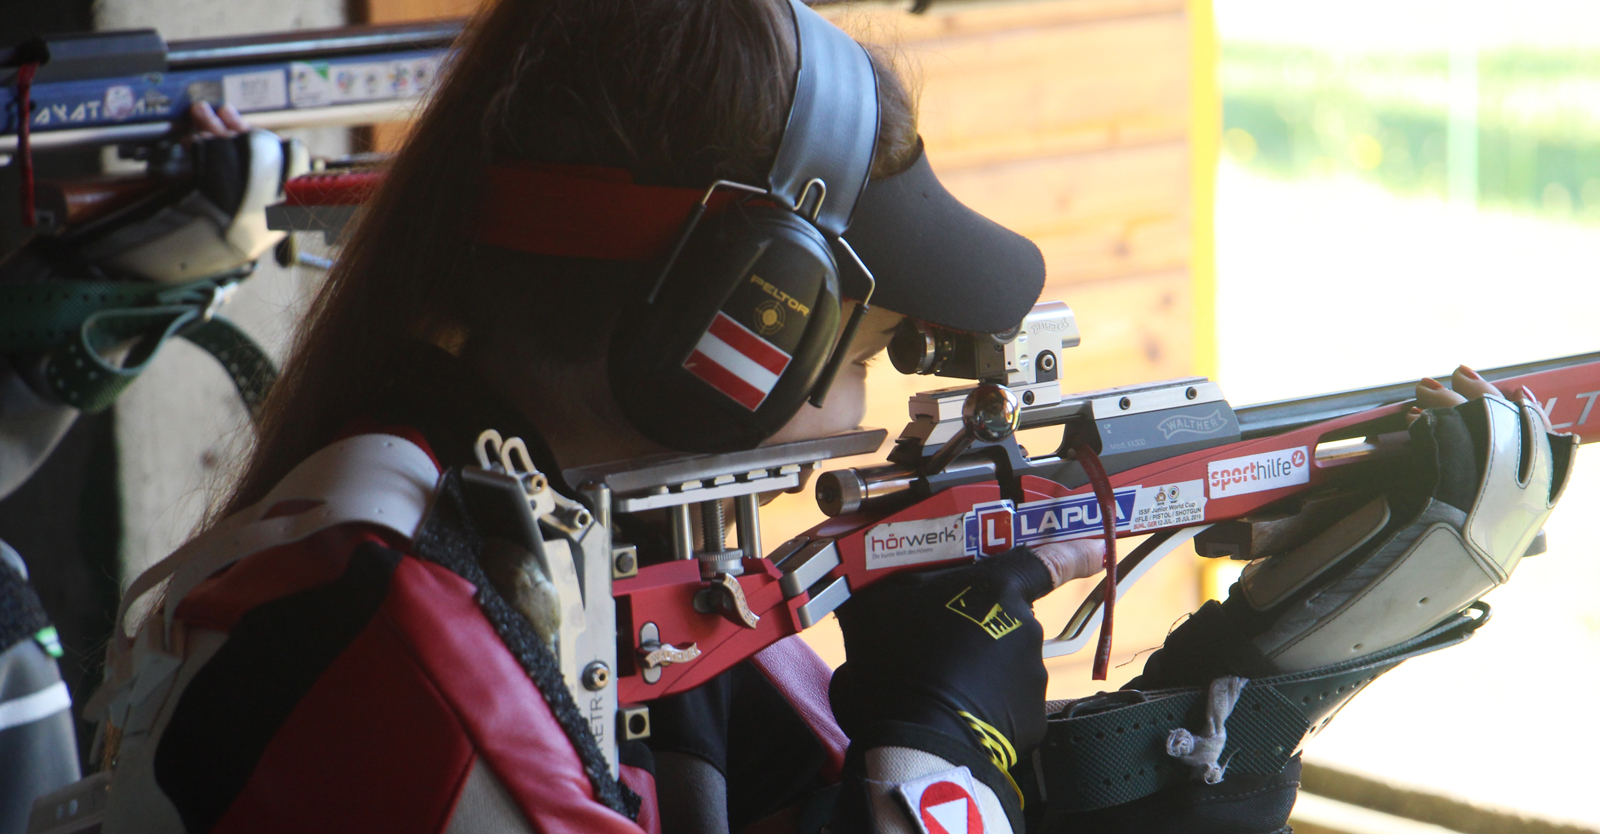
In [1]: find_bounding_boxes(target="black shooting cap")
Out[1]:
[843,142,1046,335]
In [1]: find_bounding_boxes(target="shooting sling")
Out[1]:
[1032,601,1486,814]
[0,272,275,413]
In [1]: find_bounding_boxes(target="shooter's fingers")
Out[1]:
[189,101,230,137]
[1415,376,1467,411]
[1451,365,1502,400]
[216,103,251,133]
[1032,540,1106,592]
[1408,365,1509,427]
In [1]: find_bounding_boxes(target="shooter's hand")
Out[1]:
[828,541,1101,830]
[1092,366,1576,834]
[187,101,251,139]
[1409,364,1515,421]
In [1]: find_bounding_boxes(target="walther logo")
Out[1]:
[865,514,966,570]
[748,274,811,317]
[1156,408,1228,440]
[1207,447,1310,498]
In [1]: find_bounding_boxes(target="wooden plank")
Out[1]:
[937,142,1187,239]
[361,1,1190,175]
[364,0,477,24]
[1047,269,1192,389]
[1034,212,1189,284]
[902,13,1191,169]
[936,141,1189,283]
[824,0,1186,43]
[362,0,1185,33]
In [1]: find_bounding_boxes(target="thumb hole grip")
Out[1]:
[1546,431,1579,506]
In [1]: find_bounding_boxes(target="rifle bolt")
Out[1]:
[582,661,611,691]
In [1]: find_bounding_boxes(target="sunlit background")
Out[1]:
[12,0,1593,827]
[1214,0,1600,826]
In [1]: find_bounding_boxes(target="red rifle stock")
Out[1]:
[615,352,1600,703]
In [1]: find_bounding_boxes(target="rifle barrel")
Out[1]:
[167,20,464,68]
[1236,350,1600,440]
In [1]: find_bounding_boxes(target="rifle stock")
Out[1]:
[613,349,1600,702]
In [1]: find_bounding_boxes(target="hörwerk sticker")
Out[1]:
[865,514,967,570]
[1129,480,1206,532]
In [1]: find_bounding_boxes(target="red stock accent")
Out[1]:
[615,558,809,703]
[17,62,37,227]
[1074,444,1118,681]
[622,357,1600,700]
[283,170,384,206]
[475,162,740,261]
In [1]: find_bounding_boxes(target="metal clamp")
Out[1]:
[696,573,760,629]
[637,622,699,684]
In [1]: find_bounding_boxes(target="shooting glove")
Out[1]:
[1042,392,1575,834]
[829,546,1057,833]
[1138,392,1574,687]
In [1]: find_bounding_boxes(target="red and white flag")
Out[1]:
[683,311,792,411]
[894,767,986,834]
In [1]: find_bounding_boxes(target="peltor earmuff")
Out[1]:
[610,206,843,452]
[607,0,882,453]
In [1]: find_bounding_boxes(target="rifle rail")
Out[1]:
[1236,350,1600,440]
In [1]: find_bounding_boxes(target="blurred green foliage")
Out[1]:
[1222,43,1600,220]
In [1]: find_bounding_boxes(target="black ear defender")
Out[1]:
[609,0,882,453]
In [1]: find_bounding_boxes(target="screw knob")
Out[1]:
[582,661,611,691]
[962,383,1021,443]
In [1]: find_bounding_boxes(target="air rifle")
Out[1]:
[0,21,459,156]
[562,311,1600,708]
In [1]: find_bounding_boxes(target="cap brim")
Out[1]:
[842,144,1046,334]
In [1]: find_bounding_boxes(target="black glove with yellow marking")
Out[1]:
[830,546,1059,827]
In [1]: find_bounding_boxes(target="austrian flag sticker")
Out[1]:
[894,766,986,834]
[684,311,793,410]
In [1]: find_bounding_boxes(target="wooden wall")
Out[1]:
[359,0,1207,698]
[822,0,1202,698]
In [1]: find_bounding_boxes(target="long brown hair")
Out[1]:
[223,0,918,514]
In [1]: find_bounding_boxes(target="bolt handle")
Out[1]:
[922,383,1021,476]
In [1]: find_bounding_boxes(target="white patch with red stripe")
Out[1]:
[894,766,986,834]
[683,311,793,410]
